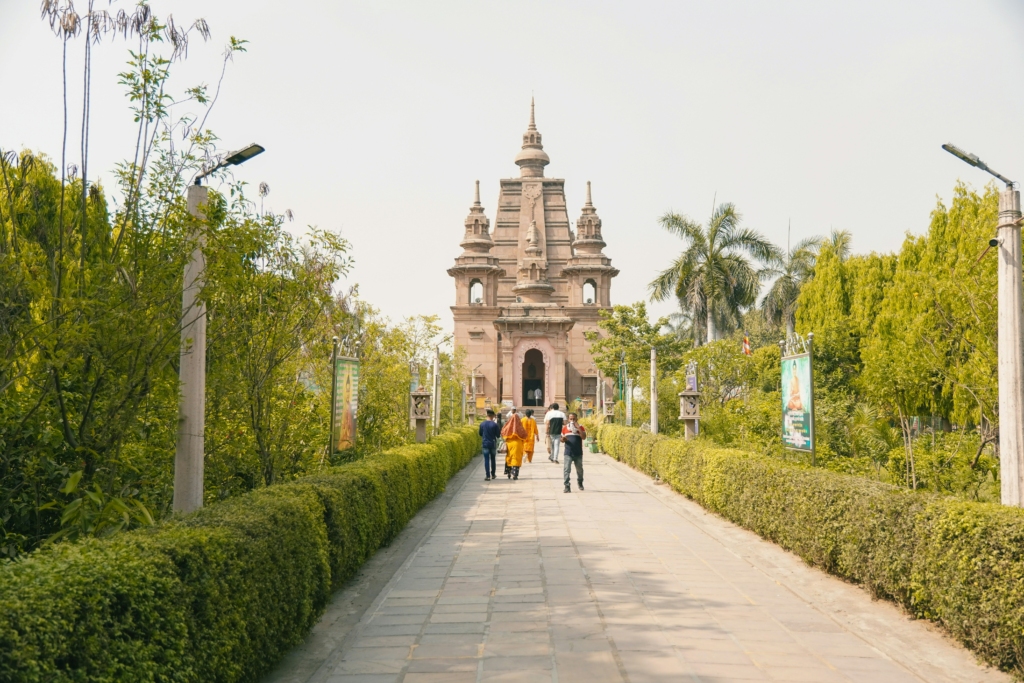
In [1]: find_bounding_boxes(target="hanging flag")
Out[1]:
[742,335,752,356]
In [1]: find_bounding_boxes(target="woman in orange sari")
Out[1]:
[501,408,528,480]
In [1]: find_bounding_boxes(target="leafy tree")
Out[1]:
[204,201,351,492]
[0,8,436,556]
[649,203,780,343]
[584,302,686,382]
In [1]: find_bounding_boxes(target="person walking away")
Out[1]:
[561,412,587,492]
[523,409,539,463]
[479,409,501,481]
[544,403,566,463]
[501,405,518,476]
[501,408,528,480]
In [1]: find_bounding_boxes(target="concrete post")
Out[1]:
[998,187,1024,506]
[432,347,441,432]
[626,378,633,427]
[329,337,339,458]
[650,347,658,435]
[173,183,208,514]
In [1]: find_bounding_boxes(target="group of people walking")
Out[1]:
[478,402,587,493]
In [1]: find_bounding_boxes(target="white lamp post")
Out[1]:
[650,347,659,435]
[942,143,1023,506]
[173,144,265,514]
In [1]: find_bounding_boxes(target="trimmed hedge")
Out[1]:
[599,424,1024,678]
[0,427,480,682]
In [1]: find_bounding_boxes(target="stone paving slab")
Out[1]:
[263,445,1012,683]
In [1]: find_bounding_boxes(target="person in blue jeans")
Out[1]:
[479,409,501,481]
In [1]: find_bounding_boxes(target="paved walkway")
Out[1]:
[263,445,1010,683]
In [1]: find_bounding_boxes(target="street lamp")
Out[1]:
[942,142,1023,506]
[195,143,265,184]
[173,143,265,514]
[942,144,1015,186]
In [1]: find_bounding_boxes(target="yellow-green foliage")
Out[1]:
[599,424,1024,678]
[0,427,480,682]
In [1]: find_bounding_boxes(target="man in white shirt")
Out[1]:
[543,403,566,463]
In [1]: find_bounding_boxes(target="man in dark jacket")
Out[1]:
[479,409,501,481]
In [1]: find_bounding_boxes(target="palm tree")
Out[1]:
[826,229,852,261]
[664,309,699,347]
[761,235,821,340]
[649,203,780,344]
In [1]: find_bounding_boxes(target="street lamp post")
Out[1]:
[173,144,265,514]
[650,347,659,435]
[942,143,1023,506]
[432,346,441,432]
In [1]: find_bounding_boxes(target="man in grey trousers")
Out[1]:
[544,403,565,463]
[561,412,586,493]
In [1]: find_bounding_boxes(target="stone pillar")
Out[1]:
[999,187,1024,506]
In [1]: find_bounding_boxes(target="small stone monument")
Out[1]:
[410,389,432,443]
[678,361,700,440]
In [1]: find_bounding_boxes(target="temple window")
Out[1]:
[469,280,484,304]
[583,280,597,305]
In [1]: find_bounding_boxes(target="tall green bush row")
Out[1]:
[599,424,1024,677]
[0,427,480,683]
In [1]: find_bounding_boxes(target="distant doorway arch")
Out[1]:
[522,349,545,407]
[512,337,555,409]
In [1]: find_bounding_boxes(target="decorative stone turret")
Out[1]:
[447,181,504,307]
[562,181,618,306]
[460,180,493,254]
[573,182,606,254]
[514,98,550,178]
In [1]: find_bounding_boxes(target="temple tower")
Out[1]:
[450,101,618,411]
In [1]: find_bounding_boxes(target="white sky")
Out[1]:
[2,0,1023,327]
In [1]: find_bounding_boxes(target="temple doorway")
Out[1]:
[522,349,545,407]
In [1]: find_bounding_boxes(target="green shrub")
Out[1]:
[599,424,1024,678]
[0,427,480,682]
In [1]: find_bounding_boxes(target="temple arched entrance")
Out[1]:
[522,349,545,407]
[512,337,555,408]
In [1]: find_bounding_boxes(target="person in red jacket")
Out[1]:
[560,413,586,493]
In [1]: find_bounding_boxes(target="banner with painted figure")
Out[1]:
[333,357,360,451]
[781,354,813,452]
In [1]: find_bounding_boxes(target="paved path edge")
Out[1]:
[260,453,481,683]
[601,451,1012,683]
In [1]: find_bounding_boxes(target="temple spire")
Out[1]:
[474,179,481,206]
[586,180,592,206]
[515,98,550,178]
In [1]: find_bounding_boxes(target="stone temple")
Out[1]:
[449,101,618,410]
